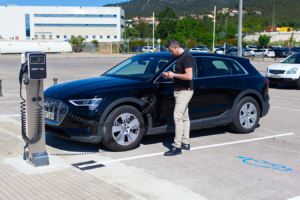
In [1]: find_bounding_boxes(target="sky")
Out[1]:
[0,0,128,7]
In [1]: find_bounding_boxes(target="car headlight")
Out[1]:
[286,68,298,74]
[69,98,103,111]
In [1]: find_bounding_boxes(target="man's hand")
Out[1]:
[162,71,173,79]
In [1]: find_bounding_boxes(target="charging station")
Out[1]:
[19,52,49,167]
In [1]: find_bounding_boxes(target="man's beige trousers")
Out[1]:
[172,90,194,148]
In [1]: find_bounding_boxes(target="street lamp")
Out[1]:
[272,5,275,31]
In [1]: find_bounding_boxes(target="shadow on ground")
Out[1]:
[46,126,241,153]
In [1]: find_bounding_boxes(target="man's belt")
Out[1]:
[175,88,193,91]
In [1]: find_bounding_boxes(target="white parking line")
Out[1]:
[271,106,300,112]
[0,101,21,104]
[272,96,300,101]
[0,114,21,117]
[77,132,295,169]
[287,196,300,200]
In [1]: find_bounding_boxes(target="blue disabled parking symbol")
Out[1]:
[236,156,292,171]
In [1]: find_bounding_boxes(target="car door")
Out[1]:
[199,56,247,118]
[153,57,203,127]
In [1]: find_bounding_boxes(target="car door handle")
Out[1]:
[232,82,242,87]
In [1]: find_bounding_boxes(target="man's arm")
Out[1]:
[166,68,193,80]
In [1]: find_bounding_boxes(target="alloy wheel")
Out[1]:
[239,102,257,129]
[112,113,140,146]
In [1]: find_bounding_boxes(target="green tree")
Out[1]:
[91,40,98,45]
[288,32,296,55]
[245,17,261,31]
[135,22,153,38]
[200,32,217,47]
[70,37,86,52]
[177,18,200,40]
[226,22,238,38]
[258,34,272,61]
[123,27,140,38]
[167,33,185,46]
[155,7,177,39]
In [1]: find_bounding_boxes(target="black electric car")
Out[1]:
[44,52,270,151]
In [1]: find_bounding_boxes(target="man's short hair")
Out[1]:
[166,39,182,49]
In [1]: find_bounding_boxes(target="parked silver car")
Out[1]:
[254,49,275,58]
[242,49,251,57]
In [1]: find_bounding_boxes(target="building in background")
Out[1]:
[0,5,125,42]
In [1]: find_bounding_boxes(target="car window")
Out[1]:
[228,60,246,75]
[156,57,198,82]
[156,62,176,83]
[281,54,300,64]
[104,57,172,81]
[200,57,233,77]
[155,59,170,72]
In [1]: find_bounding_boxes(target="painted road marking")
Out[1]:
[287,196,300,200]
[0,114,21,117]
[271,106,300,112]
[236,156,292,171]
[77,133,295,169]
[272,96,300,101]
[0,101,21,104]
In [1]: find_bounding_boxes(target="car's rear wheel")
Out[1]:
[229,97,260,133]
[269,83,278,88]
[102,105,145,151]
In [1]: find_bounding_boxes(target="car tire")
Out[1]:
[269,83,278,88]
[101,105,145,151]
[229,97,260,133]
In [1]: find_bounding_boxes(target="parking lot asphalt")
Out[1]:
[0,55,299,200]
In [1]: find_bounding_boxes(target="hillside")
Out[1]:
[104,0,273,19]
[244,0,300,22]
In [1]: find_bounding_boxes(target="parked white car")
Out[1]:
[189,48,202,52]
[265,54,300,89]
[250,49,258,56]
[142,46,156,53]
[254,49,275,58]
[246,45,258,50]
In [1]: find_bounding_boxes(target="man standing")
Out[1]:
[162,39,194,156]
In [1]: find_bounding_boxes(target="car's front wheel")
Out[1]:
[229,97,260,133]
[102,105,145,151]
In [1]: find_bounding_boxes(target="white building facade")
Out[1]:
[0,5,125,42]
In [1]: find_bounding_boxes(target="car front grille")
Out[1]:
[44,98,68,125]
[269,70,285,74]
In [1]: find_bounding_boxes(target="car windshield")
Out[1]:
[161,46,167,50]
[103,56,172,81]
[281,54,300,64]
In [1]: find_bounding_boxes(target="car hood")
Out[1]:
[268,63,300,70]
[44,76,143,99]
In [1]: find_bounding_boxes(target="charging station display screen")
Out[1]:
[30,56,45,64]
[28,53,47,79]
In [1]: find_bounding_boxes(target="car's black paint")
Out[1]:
[44,52,270,144]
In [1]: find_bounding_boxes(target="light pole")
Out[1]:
[237,0,243,57]
[153,12,154,50]
[272,5,275,31]
[213,6,216,50]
